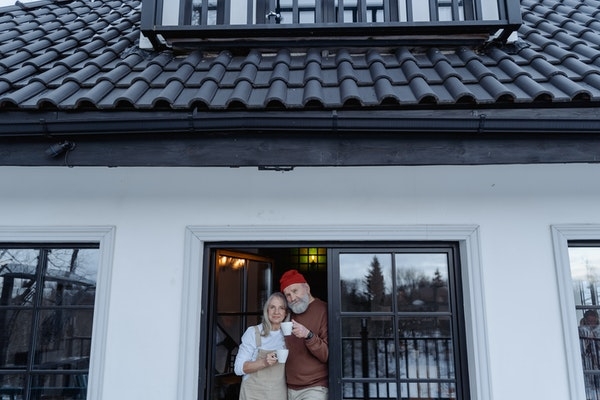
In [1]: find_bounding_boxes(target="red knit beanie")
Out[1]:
[280,269,307,292]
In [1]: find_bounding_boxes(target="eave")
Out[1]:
[1,107,599,167]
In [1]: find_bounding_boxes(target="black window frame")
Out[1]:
[0,243,99,400]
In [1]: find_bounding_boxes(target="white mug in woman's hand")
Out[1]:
[276,349,289,363]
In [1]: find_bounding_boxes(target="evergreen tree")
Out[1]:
[365,256,385,308]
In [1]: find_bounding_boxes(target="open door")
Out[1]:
[210,250,274,400]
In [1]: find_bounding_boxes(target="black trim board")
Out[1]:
[4,132,600,167]
[1,108,600,167]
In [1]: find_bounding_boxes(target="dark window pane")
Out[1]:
[0,374,25,399]
[30,373,88,400]
[245,260,270,315]
[340,253,392,312]
[0,246,97,400]
[33,309,93,369]
[0,249,40,306]
[395,253,449,312]
[0,310,32,369]
[43,249,97,307]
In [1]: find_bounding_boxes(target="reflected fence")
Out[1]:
[580,331,600,400]
[342,329,456,399]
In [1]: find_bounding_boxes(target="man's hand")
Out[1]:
[291,319,311,339]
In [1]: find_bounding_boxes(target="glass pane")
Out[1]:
[337,0,385,22]
[30,373,87,400]
[341,316,396,379]
[395,253,449,312]
[0,374,25,399]
[399,380,456,399]
[278,0,318,23]
[570,247,600,308]
[43,250,97,307]
[192,0,219,25]
[342,381,397,399]
[245,260,270,315]
[340,253,392,312]
[33,309,93,369]
[217,256,245,314]
[398,317,455,380]
[0,310,32,369]
[569,246,600,400]
[0,249,40,307]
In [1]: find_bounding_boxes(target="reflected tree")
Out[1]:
[365,256,385,310]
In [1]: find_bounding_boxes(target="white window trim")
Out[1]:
[0,226,116,400]
[180,224,491,400]
[551,224,600,400]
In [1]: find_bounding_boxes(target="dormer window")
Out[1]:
[141,0,521,48]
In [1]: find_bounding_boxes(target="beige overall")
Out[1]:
[239,326,287,400]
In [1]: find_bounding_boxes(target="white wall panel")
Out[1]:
[0,163,598,399]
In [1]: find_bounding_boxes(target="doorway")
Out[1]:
[202,242,468,400]
[205,246,328,400]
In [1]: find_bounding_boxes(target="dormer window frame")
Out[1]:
[141,0,522,48]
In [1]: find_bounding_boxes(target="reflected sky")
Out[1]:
[569,247,600,281]
[339,253,448,292]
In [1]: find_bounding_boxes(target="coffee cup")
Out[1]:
[276,348,289,363]
[281,321,293,336]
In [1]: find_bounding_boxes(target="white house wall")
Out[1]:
[1,163,598,400]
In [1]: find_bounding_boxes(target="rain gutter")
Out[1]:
[0,108,600,138]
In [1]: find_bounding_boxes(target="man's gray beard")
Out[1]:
[289,295,309,314]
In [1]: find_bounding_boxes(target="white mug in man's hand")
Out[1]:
[280,321,293,336]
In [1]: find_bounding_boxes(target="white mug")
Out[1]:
[280,321,293,336]
[276,348,289,363]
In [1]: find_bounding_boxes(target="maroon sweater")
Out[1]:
[284,298,329,390]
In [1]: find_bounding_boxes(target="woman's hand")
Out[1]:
[265,352,278,367]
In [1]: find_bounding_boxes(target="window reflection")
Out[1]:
[340,253,392,312]
[0,246,98,400]
[570,246,600,400]
[395,253,449,312]
[338,250,457,400]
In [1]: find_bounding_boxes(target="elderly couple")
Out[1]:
[233,269,328,400]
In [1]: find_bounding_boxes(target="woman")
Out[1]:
[234,292,288,400]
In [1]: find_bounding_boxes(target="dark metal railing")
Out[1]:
[191,0,483,26]
[342,335,456,399]
[140,0,522,48]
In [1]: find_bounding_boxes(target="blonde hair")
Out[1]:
[261,292,288,336]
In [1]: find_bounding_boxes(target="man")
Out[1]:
[280,269,328,400]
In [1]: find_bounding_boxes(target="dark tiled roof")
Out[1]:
[1,0,600,110]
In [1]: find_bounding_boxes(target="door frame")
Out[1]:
[180,225,490,400]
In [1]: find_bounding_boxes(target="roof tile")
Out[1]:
[0,0,598,110]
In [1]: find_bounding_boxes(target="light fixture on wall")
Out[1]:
[218,255,245,270]
[45,141,75,158]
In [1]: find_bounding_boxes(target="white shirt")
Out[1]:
[234,325,286,378]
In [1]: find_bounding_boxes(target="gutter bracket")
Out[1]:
[478,114,486,133]
[332,110,338,132]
